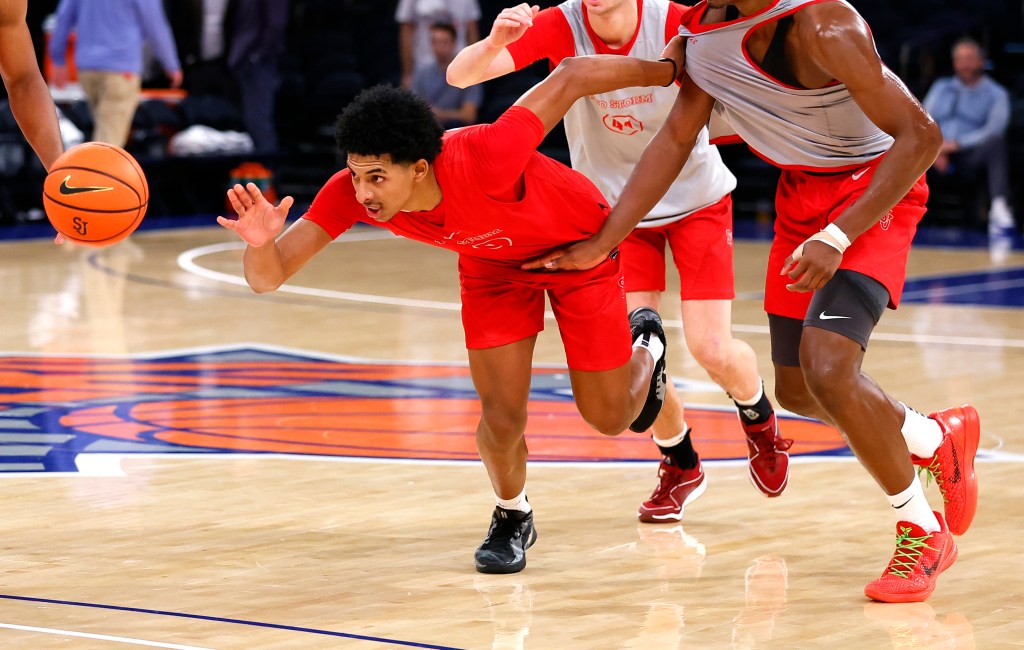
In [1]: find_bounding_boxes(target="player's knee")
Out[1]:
[579,403,631,437]
[689,334,730,375]
[800,353,850,402]
[774,380,815,417]
[479,403,528,442]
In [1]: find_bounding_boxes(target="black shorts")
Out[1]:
[769,269,889,367]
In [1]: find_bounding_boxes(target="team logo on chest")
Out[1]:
[603,114,644,136]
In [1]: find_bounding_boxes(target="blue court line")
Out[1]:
[0,594,462,650]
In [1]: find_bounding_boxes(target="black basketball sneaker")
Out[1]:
[474,506,538,574]
[628,307,668,433]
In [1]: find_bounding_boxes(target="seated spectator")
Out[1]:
[396,0,480,89]
[923,37,1014,236]
[412,23,482,129]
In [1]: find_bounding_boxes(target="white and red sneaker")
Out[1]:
[638,456,707,523]
[740,411,792,497]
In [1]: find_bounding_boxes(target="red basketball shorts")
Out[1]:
[766,162,929,320]
[619,194,735,301]
[458,254,631,372]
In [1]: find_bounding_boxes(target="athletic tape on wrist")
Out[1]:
[790,223,851,261]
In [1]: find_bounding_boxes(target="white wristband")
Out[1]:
[790,223,852,261]
[823,222,852,250]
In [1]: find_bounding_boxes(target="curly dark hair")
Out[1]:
[335,85,444,164]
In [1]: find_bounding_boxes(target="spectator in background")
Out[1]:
[227,0,290,153]
[164,0,233,97]
[923,37,1014,236]
[49,0,182,148]
[413,23,482,128]
[396,0,480,89]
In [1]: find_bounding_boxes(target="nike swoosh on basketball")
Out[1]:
[851,168,869,181]
[819,311,852,320]
[59,175,114,195]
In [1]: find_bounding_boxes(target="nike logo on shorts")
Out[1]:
[819,311,852,320]
[851,168,869,181]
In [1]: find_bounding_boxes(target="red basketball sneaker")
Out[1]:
[864,512,958,603]
[638,456,707,523]
[741,412,792,497]
[912,405,980,536]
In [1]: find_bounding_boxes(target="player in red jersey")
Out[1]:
[218,49,683,574]
[449,0,792,526]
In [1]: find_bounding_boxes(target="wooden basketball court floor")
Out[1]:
[0,224,1021,649]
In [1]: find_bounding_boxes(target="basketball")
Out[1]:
[42,142,149,246]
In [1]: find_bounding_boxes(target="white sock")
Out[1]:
[899,402,943,458]
[733,381,764,406]
[653,425,689,448]
[633,332,664,364]
[887,479,940,532]
[496,487,531,514]
[990,196,1015,228]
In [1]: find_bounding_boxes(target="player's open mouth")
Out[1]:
[364,205,383,219]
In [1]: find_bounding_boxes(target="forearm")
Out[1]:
[7,76,62,169]
[591,126,698,255]
[447,37,506,87]
[242,242,289,293]
[833,125,941,240]
[520,55,674,133]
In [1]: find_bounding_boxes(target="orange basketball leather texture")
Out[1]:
[43,142,149,246]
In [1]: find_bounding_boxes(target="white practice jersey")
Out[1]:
[678,0,894,169]
[559,0,736,226]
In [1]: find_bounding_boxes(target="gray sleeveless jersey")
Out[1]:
[678,0,894,169]
[559,0,736,226]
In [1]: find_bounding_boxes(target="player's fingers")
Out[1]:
[276,195,295,215]
[786,257,808,280]
[245,182,265,203]
[54,232,65,245]
[521,253,561,271]
[227,189,247,214]
[216,215,239,230]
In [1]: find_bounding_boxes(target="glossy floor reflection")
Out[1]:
[0,227,1019,648]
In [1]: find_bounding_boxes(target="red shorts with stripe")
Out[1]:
[619,194,735,300]
[458,254,631,372]
[766,160,929,320]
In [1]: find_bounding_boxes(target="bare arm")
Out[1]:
[523,73,715,270]
[515,55,678,136]
[802,5,941,241]
[778,5,941,292]
[447,3,537,88]
[218,183,329,293]
[0,0,63,169]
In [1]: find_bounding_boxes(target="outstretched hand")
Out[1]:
[521,239,609,272]
[217,182,295,248]
[489,3,540,48]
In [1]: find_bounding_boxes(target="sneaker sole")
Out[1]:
[747,454,789,497]
[950,404,980,536]
[474,526,538,575]
[638,473,708,523]
[863,540,959,603]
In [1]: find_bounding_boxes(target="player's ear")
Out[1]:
[412,159,430,180]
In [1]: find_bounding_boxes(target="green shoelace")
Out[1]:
[886,526,937,578]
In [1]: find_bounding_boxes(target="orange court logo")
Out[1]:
[0,346,847,473]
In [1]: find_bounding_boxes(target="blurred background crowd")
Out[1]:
[0,0,1020,240]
